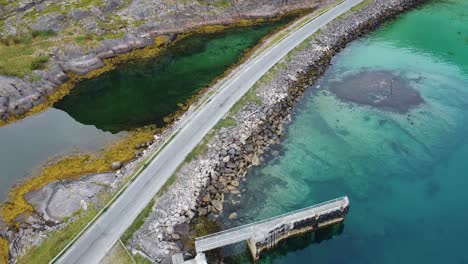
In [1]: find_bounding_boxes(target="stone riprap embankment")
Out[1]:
[0,0,321,122]
[128,0,426,262]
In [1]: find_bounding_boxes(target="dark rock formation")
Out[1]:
[329,70,424,113]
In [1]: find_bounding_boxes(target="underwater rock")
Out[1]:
[329,70,424,113]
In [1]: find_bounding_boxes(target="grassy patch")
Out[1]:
[25,0,105,21]
[31,29,57,38]
[1,129,154,225]
[121,200,155,244]
[184,130,217,163]
[351,0,374,12]
[212,0,232,8]
[0,36,52,77]
[99,15,129,31]
[101,242,134,264]
[101,241,153,264]
[156,173,178,197]
[30,55,49,70]
[134,254,153,264]
[96,32,125,41]
[213,116,237,131]
[228,62,282,116]
[75,33,95,43]
[16,207,100,264]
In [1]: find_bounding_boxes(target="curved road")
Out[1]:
[55,0,363,263]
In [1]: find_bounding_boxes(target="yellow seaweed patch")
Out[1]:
[0,237,7,264]
[0,129,154,225]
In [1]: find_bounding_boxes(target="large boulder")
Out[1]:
[31,12,65,33]
[62,54,104,75]
[25,173,115,222]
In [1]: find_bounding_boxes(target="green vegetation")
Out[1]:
[156,173,178,196]
[101,241,153,264]
[351,0,374,12]
[0,37,52,77]
[121,200,155,244]
[99,15,129,31]
[75,33,95,43]
[25,0,105,21]
[31,29,57,38]
[184,130,216,163]
[17,207,100,264]
[102,242,134,264]
[213,116,237,130]
[133,254,154,264]
[30,56,50,70]
[96,32,126,41]
[212,0,232,8]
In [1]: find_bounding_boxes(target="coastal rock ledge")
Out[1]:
[127,0,426,263]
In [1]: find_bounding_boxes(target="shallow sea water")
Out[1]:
[220,1,468,263]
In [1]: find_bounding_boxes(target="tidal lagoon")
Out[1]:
[0,20,288,201]
[221,0,468,263]
[55,20,288,133]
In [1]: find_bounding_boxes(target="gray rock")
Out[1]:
[202,194,211,203]
[211,200,223,212]
[25,173,114,222]
[226,162,236,169]
[174,224,190,235]
[197,207,207,216]
[62,54,104,75]
[228,212,238,220]
[112,161,122,170]
[69,8,90,20]
[251,154,260,166]
[31,12,65,33]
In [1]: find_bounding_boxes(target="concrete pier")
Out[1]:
[194,196,349,261]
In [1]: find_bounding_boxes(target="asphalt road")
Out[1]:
[55,0,363,263]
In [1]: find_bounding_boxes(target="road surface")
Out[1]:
[55,0,363,262]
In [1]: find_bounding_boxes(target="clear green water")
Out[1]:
[221,1,468,263]
[0,21,288,201]
[54,20,288,133]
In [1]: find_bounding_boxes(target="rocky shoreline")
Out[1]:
[128,0,426,262]
[0,0,320,123]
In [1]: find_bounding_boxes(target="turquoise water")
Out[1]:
[55,20,288,133]
[221,1,468,263]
